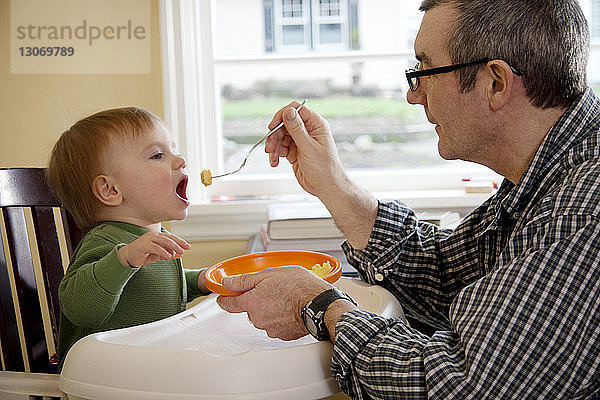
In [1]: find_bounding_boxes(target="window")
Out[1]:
[267,0,354,52]
[161,0,495,210]
[160,0,600,211]
[314,0,346,46]
[277,0,309,48]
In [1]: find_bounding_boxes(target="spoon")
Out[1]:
[201,99,307,185]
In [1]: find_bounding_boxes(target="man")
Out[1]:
[218,0,600,398]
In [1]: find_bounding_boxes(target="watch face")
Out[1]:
[305,313,318,336]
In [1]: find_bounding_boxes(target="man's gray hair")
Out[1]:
[420,0,589,109]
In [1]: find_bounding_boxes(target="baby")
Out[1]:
[46,107,210,369]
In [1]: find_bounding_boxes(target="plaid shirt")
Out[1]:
[336,89,600,399]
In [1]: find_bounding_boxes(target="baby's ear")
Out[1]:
[92,175,122,206]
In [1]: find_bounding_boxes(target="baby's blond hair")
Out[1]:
[47,107,163,231]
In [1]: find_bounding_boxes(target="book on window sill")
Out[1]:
[260,225,345,252]
[266,202,343,240]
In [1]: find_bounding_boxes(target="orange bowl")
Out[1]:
[205,251,342,296]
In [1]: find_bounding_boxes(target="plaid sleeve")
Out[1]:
[331,309,430,399]
[343,200,487,328]
[332,213,600,399]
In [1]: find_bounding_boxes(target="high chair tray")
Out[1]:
[60,277,404,400]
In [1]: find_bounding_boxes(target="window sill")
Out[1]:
[169,189,494,241]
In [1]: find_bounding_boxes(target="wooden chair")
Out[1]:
[0,168,82,399]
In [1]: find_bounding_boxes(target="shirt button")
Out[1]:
[375,273,384,282]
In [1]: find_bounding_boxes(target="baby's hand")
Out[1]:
[118,232,191,267]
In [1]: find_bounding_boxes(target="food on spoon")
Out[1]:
[311,260,332,278]
[201,169,212,186]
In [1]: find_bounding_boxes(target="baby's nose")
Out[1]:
[175,155,186,169]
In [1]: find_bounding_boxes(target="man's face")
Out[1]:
[104,124,190,227]
[406,5,491,164]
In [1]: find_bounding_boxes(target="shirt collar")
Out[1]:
[496,88,600,217]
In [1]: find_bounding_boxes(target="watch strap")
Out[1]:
[302,287,357,341]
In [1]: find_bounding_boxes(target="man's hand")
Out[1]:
[117,231,191,267]
[265,102,348,199]
[264,102,379,249]
[216,266,331,340]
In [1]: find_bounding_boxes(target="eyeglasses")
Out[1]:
[405,59,523,92]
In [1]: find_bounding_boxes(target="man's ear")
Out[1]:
[485,60,515,111]
[92,175,122,206]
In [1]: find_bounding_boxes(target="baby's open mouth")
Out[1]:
[176,176,188,201]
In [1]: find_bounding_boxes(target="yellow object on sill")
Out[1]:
[463,180,497,194]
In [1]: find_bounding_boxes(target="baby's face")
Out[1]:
[104,124,190,226]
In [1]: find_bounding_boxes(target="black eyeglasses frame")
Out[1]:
[405,58,523,92]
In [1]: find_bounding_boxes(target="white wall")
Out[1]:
[214,0,265,59]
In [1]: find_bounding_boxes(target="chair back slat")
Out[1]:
[0,168,80,374]
[0,215,26,372]
[32,206,63,346]
[1,207,49,372]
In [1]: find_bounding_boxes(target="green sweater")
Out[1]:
[58,221,205,369]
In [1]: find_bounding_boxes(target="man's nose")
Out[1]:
[406,86,425,105]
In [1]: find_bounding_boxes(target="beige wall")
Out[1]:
[0,0,163,168]
[0,0,245,266]
[181,238,247,269]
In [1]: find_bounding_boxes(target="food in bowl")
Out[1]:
[311,260,333,278]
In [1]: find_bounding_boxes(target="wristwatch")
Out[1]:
[301,287,357,341]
